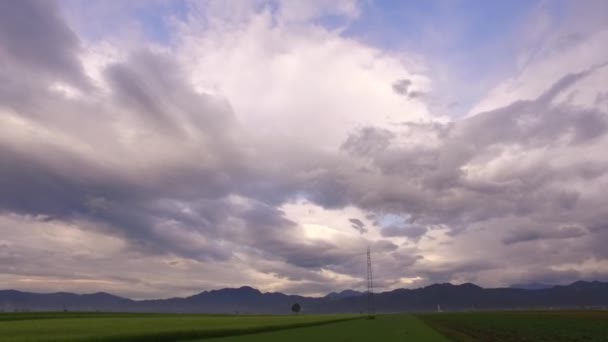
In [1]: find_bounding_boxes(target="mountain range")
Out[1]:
[2,281,607,314]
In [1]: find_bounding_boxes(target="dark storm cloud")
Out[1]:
[392,79,411,96]
[348,218,367,234]
[341,127,394,156]
[381,224,427,241]
[318,239,401,280]
[392,78,424,99]
[0,0,90,89]
[104,51,238,139]
[256,228,398,272]
[0,42,295,265]
[274,241,358,268]
[413,259,501,285]
[502,225,587,245]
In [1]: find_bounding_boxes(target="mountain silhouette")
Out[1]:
[324,289,364,299]
[1,281,607,314]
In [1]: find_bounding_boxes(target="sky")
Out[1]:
[1,0,608,299]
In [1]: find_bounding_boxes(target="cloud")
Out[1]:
[177,5,431,151]
[381,224,427,241]
[392,78,425,99]
[0,0,91,89]
[1,0,608,297]
[348,218,367,234]
[342,127,395,157]
[392,79,412,96]
[502,225,587,245]
[0,0,426,296]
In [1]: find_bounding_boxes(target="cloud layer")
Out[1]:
[1,0,607,298]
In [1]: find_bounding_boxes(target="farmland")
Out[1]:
[418,310,608,341]
[209,314,448,342]
[0,312,359,342]
[1,310,606,341]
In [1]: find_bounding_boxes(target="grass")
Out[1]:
[0,312,201,322]
[199,314,449,342]
[4,310,606,341]
[417,310,608,341]
[0,312,360,342]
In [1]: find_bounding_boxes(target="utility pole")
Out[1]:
[366,246,376,319]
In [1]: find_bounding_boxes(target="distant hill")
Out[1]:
[0,290,133,312]
[2,281,607,314]
[509,282,555,290]
[324,289,364,299]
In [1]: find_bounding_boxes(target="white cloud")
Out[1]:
[177,6,433,151]
[471,25,608,115]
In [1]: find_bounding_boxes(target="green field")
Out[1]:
[418,310,608,341]
[2,310,606,341]
[209,315,448,342]
[0,312,359,342]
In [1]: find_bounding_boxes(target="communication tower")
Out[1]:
[366,246,376,318]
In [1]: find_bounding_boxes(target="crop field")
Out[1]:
[0,312,360,342]
[208,314,448,342]
[418,310,608,341]
[2,310,606,341]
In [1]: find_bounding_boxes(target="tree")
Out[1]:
[291,303,301,314]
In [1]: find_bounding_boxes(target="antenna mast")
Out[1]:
[366,246,376,318]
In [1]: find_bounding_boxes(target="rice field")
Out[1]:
[417,310,608,341]
[207,314,448,342]
[2,310,606,341]
[0,312,359,342]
